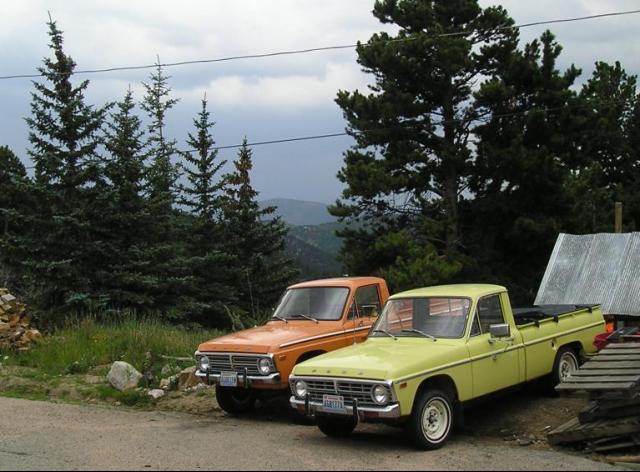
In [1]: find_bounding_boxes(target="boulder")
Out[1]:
[148,389,165,400]
[178,366,200,390]
[107,361,143,392]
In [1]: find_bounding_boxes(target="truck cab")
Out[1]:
[195,277,390,414]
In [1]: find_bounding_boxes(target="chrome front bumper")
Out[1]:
[196,370,281,387]
[290,396,401,420]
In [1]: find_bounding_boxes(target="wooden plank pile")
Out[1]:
[549,344,640,455]
[0,289,42,351]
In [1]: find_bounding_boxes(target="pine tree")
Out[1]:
[179,97,237,327]
[330,0,518,291]
[572,62,639,232]
[470,31,583,301]
[223,140,296,319]
[24,17,108,314]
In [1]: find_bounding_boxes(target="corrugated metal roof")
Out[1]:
[535,233,640,316]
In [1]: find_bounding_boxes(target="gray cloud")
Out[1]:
[1,0,639,203]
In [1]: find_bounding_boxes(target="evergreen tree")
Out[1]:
[24,17,108,314]
[470,31,583,302]
[179,97,236,327]
[99,88,153,309]
[0,146,32,288]
[330,0,518,291]
[223,140,296,319]
[139,62,186,314]
[572,62,639,232]
[141,61,180,215]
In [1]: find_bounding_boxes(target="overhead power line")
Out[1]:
[2,9,640,80]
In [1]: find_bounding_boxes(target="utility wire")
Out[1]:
[2,9,640,80]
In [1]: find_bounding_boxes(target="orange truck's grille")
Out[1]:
[202,354,262,376]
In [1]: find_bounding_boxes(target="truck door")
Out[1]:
[344,284,381,344]
[466,294,521,397]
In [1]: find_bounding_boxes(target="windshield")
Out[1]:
[273,287,349,321]
[372,297,471,339]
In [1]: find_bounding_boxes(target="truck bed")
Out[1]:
[513,305,599,327]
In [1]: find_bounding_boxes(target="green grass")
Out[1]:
[1,318,223,377]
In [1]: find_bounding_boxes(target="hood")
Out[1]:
[197,321,343,354]
[292,337,468,381]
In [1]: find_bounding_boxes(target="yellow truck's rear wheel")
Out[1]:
[553,347,579,385]
[407,389,454,450]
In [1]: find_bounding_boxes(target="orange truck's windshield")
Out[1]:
[273,287,350,321]
[373,298,471,339]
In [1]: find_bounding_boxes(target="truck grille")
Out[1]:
[201,354,265,376]
[304,379,383,408]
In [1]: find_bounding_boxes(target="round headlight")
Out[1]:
[258,358,272,375]
[372,385,390,405]
[294,380,308,399]
[198,356,210,372]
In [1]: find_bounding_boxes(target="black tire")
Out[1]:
[215,385,256,415]
[406,389,454,450]
[316,415,358,438]
[552,347,580,387]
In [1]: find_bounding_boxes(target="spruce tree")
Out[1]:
[0,146,32,288]
[223,140,296,319]
[179,97,236,327]
[99,88,153,309]
[24,17,108,314]
[139,62,186,315]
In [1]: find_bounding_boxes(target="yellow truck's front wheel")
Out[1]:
[407,389,454,450]
[215,385,256,415]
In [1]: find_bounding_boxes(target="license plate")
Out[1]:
[323,394,346,413]
[220,371,238,387]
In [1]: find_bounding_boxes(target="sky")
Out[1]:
[1,0,639,204]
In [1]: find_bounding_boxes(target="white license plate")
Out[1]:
[220,371,238,387]
[323,394,346,413]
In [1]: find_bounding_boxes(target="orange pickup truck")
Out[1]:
[195,277,390,414]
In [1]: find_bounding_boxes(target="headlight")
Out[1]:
[294,380,308,399]
[372,385,390,405]
[258,358,272,375]
[198,355,210,372]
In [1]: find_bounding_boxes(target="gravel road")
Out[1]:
[0,397,624,471]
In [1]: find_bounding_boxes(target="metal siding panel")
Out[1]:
[535,233,640,317]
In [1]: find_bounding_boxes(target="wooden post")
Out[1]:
[615,202,623,234]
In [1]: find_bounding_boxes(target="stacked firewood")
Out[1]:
[0,289,42,351]
[549,343,640,457]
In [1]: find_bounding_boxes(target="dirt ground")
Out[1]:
[0,396,623,471]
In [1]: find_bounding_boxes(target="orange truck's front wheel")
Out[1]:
[215,385,256,415]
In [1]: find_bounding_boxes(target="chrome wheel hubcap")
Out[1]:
[559,353,578,381]
[422,398,450,442]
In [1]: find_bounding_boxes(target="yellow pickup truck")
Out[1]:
[290,284,605,449]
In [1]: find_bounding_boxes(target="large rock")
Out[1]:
[178,366,200,390]
[107,361,143,392]
[148,389,165,400]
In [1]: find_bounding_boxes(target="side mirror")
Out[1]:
[490,324,511,339]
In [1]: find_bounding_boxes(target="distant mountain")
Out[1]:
[260,199,337,226]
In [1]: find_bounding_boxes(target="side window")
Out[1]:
[470,310,482,337]
[477,295,506,334]
[354,285,381,318]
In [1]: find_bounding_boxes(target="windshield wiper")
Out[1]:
[373,329,397,341]
[402,329,437,342]
[291,314,319,324]
[271,315,288,324]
